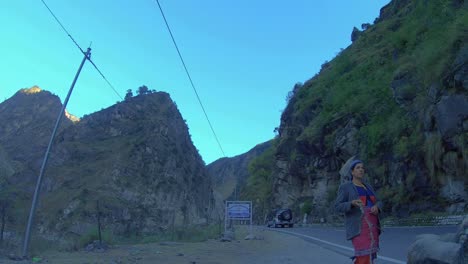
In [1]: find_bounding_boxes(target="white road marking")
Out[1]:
[274,229,406,264]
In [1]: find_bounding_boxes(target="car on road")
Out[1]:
[266,208,293,228]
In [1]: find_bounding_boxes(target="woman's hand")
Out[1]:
[370,205,379,215]
[351,199,363,208]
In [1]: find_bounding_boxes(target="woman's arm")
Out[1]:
[334,184,353,213]
[368,184,383,214]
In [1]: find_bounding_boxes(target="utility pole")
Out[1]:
[235,181,238,200]
[22,48,91,258]
[96,200,102,244]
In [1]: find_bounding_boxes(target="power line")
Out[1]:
[41,0,224,156]
[39,0,84,54]
[39,0,123,101]
[154,0,226,158]
[87,58,123,100]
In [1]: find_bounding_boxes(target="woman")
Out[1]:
[335,159,382,264]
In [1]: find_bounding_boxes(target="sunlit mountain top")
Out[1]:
[19,85,42,94]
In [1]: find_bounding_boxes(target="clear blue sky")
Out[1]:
[0,1,390,164]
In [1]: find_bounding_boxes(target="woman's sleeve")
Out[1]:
[370,185,383,211]
[334,184,352,213]
[376,193,383,212]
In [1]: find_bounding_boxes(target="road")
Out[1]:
[269,225,458,264]
[0,224,458,263]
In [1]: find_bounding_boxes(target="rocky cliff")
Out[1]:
[0,87,74,189]
[0,87,214,245]
[206,141,271,218]
[243,0,467,221]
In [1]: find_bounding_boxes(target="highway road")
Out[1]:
[269,225,458,263]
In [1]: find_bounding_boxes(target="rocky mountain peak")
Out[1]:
[0,87,214,246]
[19,85,42,94]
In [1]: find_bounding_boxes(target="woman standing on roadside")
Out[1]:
[335,159,382,264]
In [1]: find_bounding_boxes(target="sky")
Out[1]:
[0,0,390,164]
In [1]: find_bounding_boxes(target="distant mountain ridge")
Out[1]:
[206,141,271,217]
[0,87,214,246]
[208,141,271,193]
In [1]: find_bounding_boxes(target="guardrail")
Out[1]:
[382,214,466,226]
[299,214,467,227]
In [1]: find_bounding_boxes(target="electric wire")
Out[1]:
[39,0,123,101]
[154,0,226,157]
[87,59,124,100]
[40,0,84,54]
[41,0,224,156]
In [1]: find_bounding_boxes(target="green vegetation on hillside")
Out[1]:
[241,140,277,222]
[246,0,468,217]
[295,0,466,162]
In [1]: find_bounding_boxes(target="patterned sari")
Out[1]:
[352,186,380,264]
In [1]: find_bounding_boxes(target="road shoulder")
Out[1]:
[1,227,351,264]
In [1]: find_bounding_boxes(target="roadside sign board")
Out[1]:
[227,201,251,220]
[224,201,253,235]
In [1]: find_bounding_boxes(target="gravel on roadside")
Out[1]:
[0,227,351,264]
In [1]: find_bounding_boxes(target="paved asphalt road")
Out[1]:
[269,224,458,264]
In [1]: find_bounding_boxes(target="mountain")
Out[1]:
[0,87,214,246]
[242,0,467,222]
[206,141,271,218]
[0,86,78,203]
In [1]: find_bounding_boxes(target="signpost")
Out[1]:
[225,201,252,235]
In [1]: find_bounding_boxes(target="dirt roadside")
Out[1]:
[0,227,350,264]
